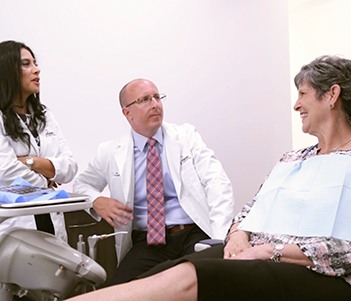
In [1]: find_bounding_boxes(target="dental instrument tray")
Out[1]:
[0,184,84,208]
[0,184,53,196]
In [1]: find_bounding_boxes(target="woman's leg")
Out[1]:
[66,262,198,301]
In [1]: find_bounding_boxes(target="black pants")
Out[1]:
[140,245,351,301]
[108,224,209,285]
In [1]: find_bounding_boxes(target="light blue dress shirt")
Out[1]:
[132,128,193,231]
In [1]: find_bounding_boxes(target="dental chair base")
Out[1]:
[0,228,107,301]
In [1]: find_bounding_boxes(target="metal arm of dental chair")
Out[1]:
[87,231,128,260]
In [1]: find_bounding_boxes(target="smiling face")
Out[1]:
[121,79,164,137]
[20,48,40,101]
[294,81,330,135]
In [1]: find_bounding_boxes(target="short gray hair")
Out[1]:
[294,55,351,123]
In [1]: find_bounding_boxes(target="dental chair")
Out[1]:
[0,228,107,301]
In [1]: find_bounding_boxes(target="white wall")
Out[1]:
[0,0,291,213]
[289,0,351,149]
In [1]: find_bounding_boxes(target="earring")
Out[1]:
[329,103,334,110]
[33,93,37,98]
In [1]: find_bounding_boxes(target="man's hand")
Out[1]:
[93,196,133,228]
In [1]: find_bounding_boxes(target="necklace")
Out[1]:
[318,136,351,154]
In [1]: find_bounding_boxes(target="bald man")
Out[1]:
[74,78,235,285]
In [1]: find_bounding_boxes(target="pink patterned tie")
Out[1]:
[146,138,166,245]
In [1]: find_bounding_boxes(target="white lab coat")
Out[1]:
[0,109,78,241]
[74,122,235,263]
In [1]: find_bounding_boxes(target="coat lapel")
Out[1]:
[18,116,40,155]
[114,133,135,205]
[163,124,182,198]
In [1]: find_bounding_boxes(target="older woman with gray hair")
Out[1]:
[67,55,351,300]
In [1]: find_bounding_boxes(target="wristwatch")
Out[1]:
[270,243,284,262]
[26,156,34,170]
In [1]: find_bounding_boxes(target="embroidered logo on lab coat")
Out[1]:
[180,155,190,165]
[45,130,56,137]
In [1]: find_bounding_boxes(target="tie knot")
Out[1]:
[147,138,157,147]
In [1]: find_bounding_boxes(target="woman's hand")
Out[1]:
[223,229,251,259]
[228,244,273,260]
[17,156,28,165]
[47,180,61,188]
[225,242,315,266]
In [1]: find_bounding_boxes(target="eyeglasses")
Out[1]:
[125,93,166,108]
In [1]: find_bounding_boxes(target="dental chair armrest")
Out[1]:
[194,239,224,252]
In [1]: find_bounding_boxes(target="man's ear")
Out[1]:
[122,107,129,118]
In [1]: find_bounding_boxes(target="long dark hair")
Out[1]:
[0,40,46,151]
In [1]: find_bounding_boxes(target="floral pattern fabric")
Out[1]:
[232,145,351,285]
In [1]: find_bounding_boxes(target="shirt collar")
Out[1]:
[132,128,164,152]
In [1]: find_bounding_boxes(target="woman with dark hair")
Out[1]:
[67,55,351,300]
[0,40,78,240]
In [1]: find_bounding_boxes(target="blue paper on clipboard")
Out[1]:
[0,178,69,204]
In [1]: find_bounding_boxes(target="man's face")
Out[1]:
[122,79,164,137]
